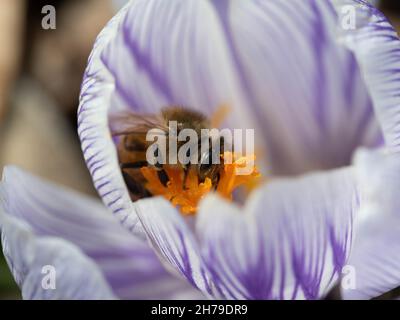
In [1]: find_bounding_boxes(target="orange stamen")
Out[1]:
[217,153,261,199]
[140,152,261,215]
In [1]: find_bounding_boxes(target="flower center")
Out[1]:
[141,152,261,215]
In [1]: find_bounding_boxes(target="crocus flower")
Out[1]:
[1,0,400,300]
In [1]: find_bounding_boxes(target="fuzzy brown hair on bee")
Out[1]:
[110,106,227,202]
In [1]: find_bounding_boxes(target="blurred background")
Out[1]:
[0,0,126,299]
[0,0,398,299]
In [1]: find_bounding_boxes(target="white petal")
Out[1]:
[135,197,216,297]
[197,168,357,299]
[78,4,141,233]
[0,166,199,299]
[332,0,400,153]
[0,213,115,300]
[342,149,400,299]
[134,168,357,300]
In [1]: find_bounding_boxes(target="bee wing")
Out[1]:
[109,111,168,136]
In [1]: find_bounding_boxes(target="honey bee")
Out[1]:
[111,106,228,201]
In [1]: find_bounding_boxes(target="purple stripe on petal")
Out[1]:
[78,5,142,232]
[343,149,400,299]
[120,21,175,103]
[135,197,218,298]
[197,168,357,300]
[332,0,400,153]
[211,0,381,174]
[0,167,198,299]
[0,213,116,300]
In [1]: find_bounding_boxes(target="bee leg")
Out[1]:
[183,167,190,190]
[214,172,221,190]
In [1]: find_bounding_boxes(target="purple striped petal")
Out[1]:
[0,166,201,299]
[197,168,357,300]
[110,0,381,174]
[341,149,400,299]
[0,213,115,300]
[101,0,258,132]
[329,0,400,299]
[135,169,356,300]
[332,0,400,153]
[135,198,217,298]
[214,0,381,174]
[78,5,140,232]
